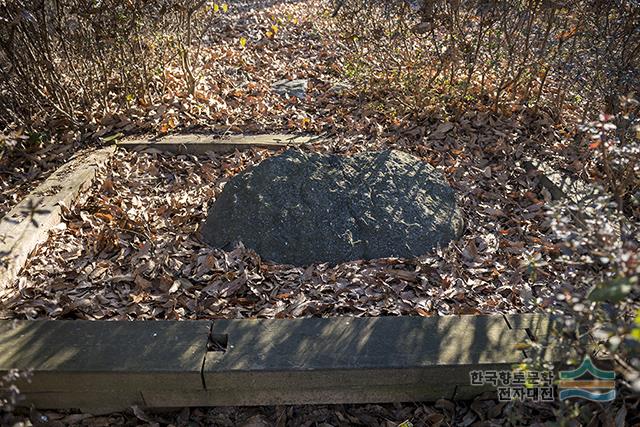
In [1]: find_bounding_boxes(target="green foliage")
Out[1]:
[588,276,637,303]
[632,311,640,341]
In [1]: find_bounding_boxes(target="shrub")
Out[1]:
[581,95,640,218]
[331,0,640,120]
[0,0,219,132]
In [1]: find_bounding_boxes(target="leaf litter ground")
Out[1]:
[2,0,638,425]
[3,142,571,320]
[4,133,624,425]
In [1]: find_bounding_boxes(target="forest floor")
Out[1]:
[1,0,638,426]
[2,0,586,323]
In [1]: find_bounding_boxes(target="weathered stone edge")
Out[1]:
[0,146,116,295]
[0,314,561,413]
[118,133,321,154]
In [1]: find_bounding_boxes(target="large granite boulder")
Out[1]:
[201,149,464,265]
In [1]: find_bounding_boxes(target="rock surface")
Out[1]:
[272,79,307,99]
[201,149,464,265]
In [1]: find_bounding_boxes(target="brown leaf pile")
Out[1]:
[0,399,535,427]
[86,0,356,138]
[8,391,637,426]
[4,108,588,321]
[2,145,508,320]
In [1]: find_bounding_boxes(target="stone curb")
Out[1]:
[118,133,320,155]
[0,314,558,413]
[0,146,115,295]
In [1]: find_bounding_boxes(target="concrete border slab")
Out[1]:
[0,320,211,412]
[118,133,321,155]
[200,315,532,405]
[0,315,559,411]
[503,313,570,362]
[0,146,115,294]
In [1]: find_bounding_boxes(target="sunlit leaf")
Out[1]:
[587,276,637,302]
[102,132,124,143]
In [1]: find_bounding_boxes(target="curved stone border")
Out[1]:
[0,146,115,295]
